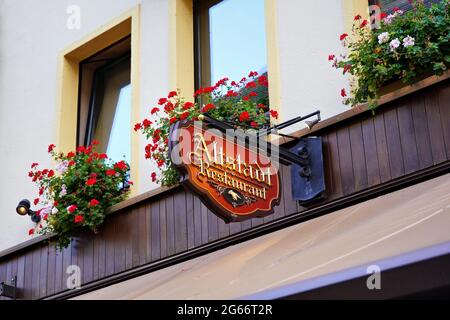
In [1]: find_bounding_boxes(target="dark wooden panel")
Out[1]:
[326,131,343,197]
[104,215,115,277]
[0,260,6,300]
[82,236,94,285]
[218,217,230,238]
[411,94,434,169]
[200,202,208,243]
[397,100,420,174]
[373,112,391,182]
[193,195,203,246]
[229,220,241,235]
[337,127,355,195]
[424,88,447,164]
[166,195,176,256]
[39,245,48,297]
[384,108,404,178]
[436,84,450,159]
[159,199,168,258]
[46,244,56,296]
[349,122,368,191]
[16,255,26,299]
[113,214,126,274]
[174,192,188,254]
[151,201,161,261]
[207,209,219,242]
[131,206,142,268]
[140,204,149,265]
[31,247,41,299]
[62,242,72,293]
[23,251,33,299]
[361,118,381,187]
[186,192,195,249]
[124,210,134,270]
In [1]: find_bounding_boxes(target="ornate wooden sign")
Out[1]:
[169,120,281,222]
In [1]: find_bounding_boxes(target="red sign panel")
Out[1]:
[169,120,281,222]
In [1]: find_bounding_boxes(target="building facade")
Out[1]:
[1,0,449,300]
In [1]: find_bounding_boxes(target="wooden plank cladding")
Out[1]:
[1,78,450,300]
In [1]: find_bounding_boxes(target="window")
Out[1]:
[194,0,269,102]
[369,0,440,14]
[77,36,131,163]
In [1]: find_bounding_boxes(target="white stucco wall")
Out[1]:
[0,0,350,252]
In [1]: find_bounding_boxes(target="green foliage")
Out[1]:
[28,142,130,249]
[135,71,277,187]
[331,0,450,107]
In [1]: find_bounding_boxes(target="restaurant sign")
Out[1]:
[169,120,281,222]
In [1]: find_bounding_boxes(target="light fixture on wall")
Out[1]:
[16,199,41,223]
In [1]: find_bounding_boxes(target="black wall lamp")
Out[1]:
[16,199,41,223]
[0,276,17,300]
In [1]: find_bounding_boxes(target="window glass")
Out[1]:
[208,0,267,84]
[196,0,268,102]
[106,84,131,162]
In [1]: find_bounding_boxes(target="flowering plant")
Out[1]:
[330,0,450,108]
[135,71,278,186]
[28,141,131,249]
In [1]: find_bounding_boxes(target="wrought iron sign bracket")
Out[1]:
[203,111,321,168]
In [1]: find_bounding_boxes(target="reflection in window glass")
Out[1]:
[208,0,267,84]
[106,84,131,163]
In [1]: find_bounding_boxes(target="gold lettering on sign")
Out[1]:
[189,133,272,201]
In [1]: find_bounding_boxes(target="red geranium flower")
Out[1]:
[380,12,387,19]
[180,111,190,120]
[269,110,279,119]
[157,159,165,167]
[169,117,178,124]
[151,107,160,115]
[134,123,142,131]
[106,169,116,176]
[48,144,56,153]
[91,139,99,145]
[67,205,77,213]
[43,214,49,221]
[239,111,250,122]
[86,177,97,186]
[182,102,194,110]
[28,228,34,236]
[33,198,39,205]
[354,14,362,21]
[54,200,58,207]
[328,54,335,61]
[114,160,127,171]
[74,215,84,224]
[158,98,167,105]
[31,162,39,168]
[202,103,215,113]
[67,151,75,158]
[250,121,259,128]
[151,172,157,182]
[47,170,55,178]
[99,153,108,159]
[168,91,177,98]
[68,160,76,166]
[89,199,99,207]
[341,88,347,97]
[360,19,368,28]
[340,33,348,41]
